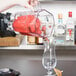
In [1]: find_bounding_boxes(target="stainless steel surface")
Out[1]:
[0,51,76,76]
[0,45,44,50]
[1,45,76,50]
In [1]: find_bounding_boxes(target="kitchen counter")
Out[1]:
[0,52,76,76]
[0,46,76,76]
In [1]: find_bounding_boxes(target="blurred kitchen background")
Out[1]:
[0,1,76,76]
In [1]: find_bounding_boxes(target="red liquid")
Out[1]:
[13,15,50,41]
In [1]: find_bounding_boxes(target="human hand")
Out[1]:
[15,0,39,9]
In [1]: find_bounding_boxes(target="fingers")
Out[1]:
[28,0,38,7]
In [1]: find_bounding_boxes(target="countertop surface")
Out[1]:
[0,49,76,76]
[0,56,76,76]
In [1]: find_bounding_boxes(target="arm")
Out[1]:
[0,0,38,12]
[0,0,17,12]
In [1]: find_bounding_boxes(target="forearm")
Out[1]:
[0,0,30,12]
[0,0,16,12]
